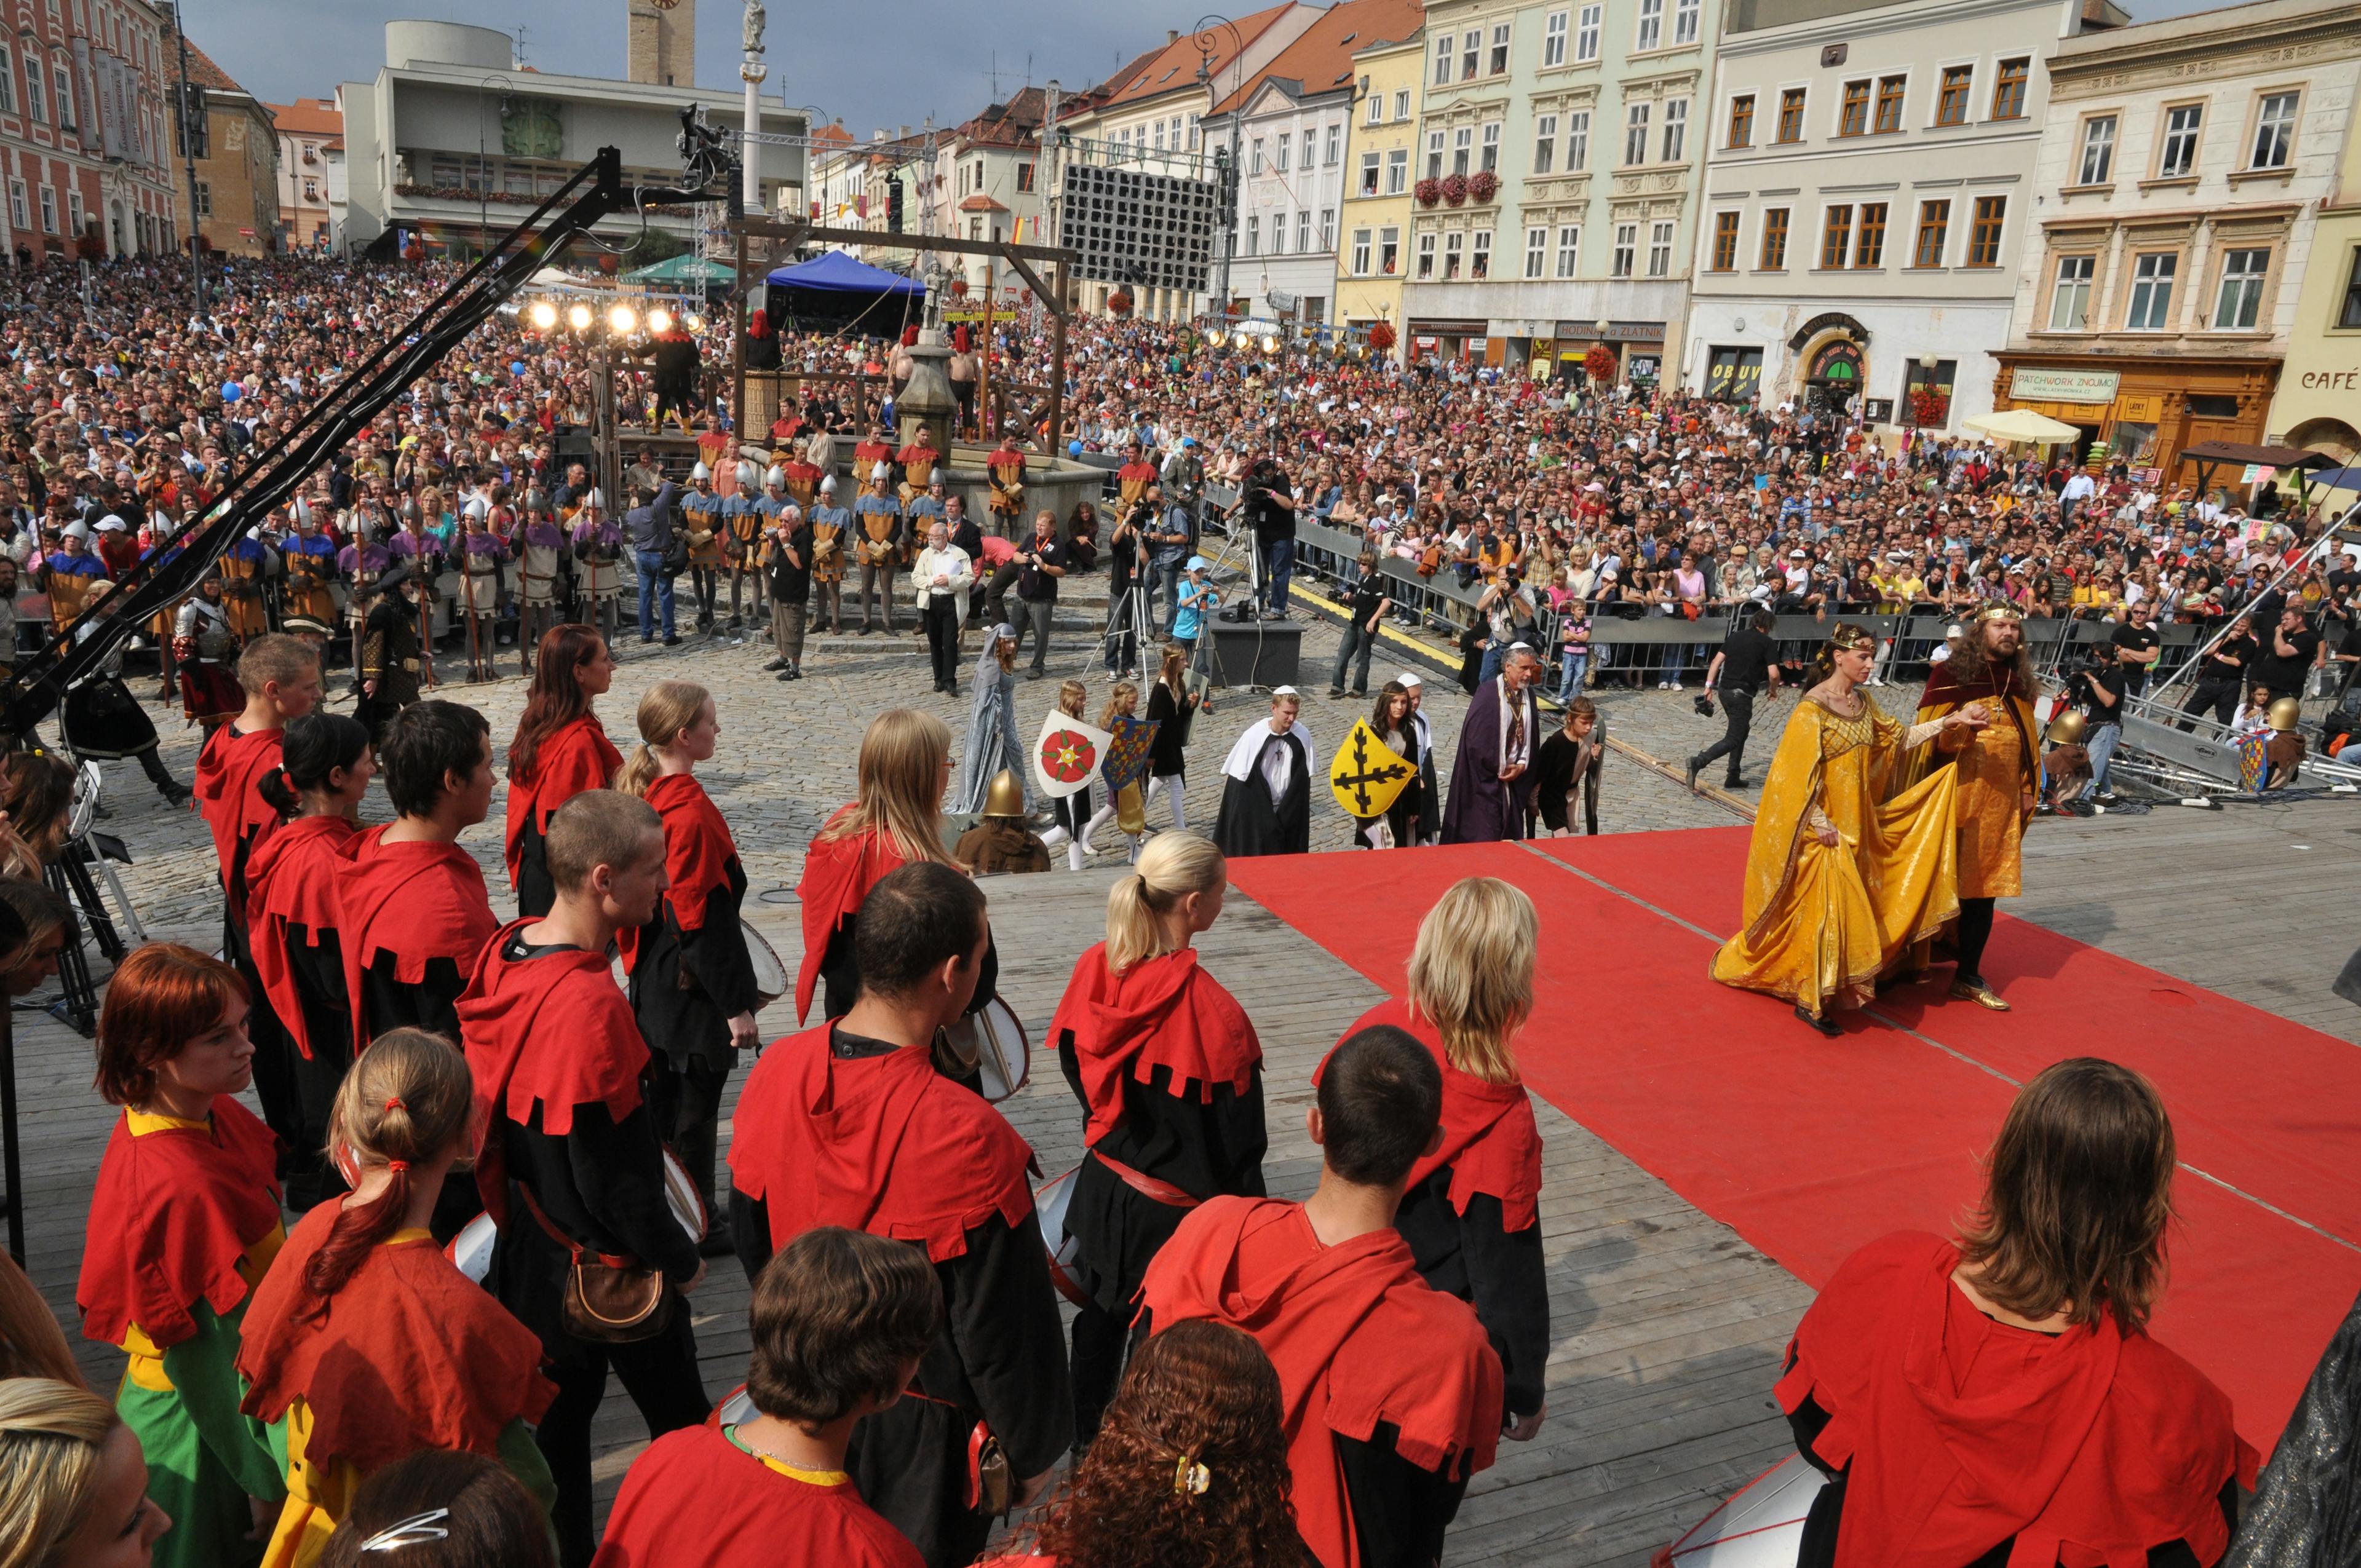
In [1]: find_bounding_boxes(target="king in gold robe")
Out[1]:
[1711,693,1962,1022]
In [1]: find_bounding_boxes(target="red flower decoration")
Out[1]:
[1040,729,1097,783]
[1367,321,1397,352]
[1414,177,1442,207]
[1441,173,1469,206]
[1108,290,1135,317]
[1467,170,1499,204]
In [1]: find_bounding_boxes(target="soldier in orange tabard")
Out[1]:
[779,440,823,512]
[895,431,941,505]
[985,434,1026,532]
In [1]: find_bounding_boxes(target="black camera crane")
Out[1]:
[0,114,739,746]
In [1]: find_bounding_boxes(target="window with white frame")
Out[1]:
[1637,0,1663,51]
[1566,110,1589,169]
[1360,151,1380,196]
[2077,116,2115,185]
[1462,31,1480,79]
[1272,210,1288,253]
[1245,215,1259,255]
[39,185,57,231]
[1326,125,1341,165]
[1557,224,1580,275]
[1611,221,1636,275]
[1188,114,1201,148]
[1452,125,1472,176]
[1426,129,1445,179]
[1480,122,1501,173]
[0,46,13,115]
[1675,0,1700,45]
[2215,247,2268,329]
[2157,104,2201,177]
[1379,225,1400,272]
[25,60,43,122]
[1367,92,1383,126]
[1648,220,1673,275]
[53,62,69,130]
[65,189,79,234]
[1386,148,1408,193]
[1534,113,1558,174]
[1467,228,1490,277]
[1300,210,1314,251]
[1490,23,1511,74]
[2250,92,2296,169]
[1393,89,1410,121]
[1352,228,1372,274]
[1154,121,1166,152]
[1662,98,1688,162]
[1251,138,1265,173]
[1417,231,1436,277]
[1526,225,1548,277]
[1443,229,1464,277]
[2125,251,2176,330]
[7,181,23,232]
[1276,132,1290,172]
[1577,2,1601,60]
[1544,10,1568,67]
[1625,102,1650,165]
[1434,34,1453,85]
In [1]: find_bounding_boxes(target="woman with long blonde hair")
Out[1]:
[1079,681,1145,865]
[1328,876,1550,1443]
[616,680,761,1238]
[1046,832,1264,1445]
[1142,643,1200,833]
[794,708,967,1023]
[0,1379,173,1568]
[236,1030,556,1566]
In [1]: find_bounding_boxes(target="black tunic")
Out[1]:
[1532,726,1605,835]
[1213,731,1311,857]
[627,865,758,1072]
[1145,682,1197,779]
[1395,1170,1550,1421]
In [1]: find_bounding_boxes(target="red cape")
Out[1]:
[590,1423,924,1568]
[1139,1197,1502,1568]
[617,773,740,975]
[194,725,285,897]
[728,1026,1034,1264]
[1775,1232,2258,1568]
[793,815,907,1023]
[1047,944,1261,1146]
[237,1200,554,1475]
[338,826,498,1051]
[1331,1000,1542,1232]
[245,814,358,1061]
[502,715,622,887]
[457,919,649,1219]
[77,1098,284,1349]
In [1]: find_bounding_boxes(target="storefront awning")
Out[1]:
[2175,441,2335,472]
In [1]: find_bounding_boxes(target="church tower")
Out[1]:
[627,0,695,86]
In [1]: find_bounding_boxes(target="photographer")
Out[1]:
[2067,639,2126,806]
[1106,494,1148,680]
[1146,481,1196,636]
[1010,507,1066,680]
[1228,455,1299,621]
[2254,603,2320,702]
[1687,609,1780,791]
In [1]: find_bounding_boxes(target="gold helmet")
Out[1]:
[982,769,1027,818]
[2267,697,2302,732]
[2044,708,2088,746]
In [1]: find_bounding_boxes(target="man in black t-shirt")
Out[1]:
[2254,604,2319,700]
[2070,642,2127,805]
[2179,616,2255,729]
[1328,552,1395,699]
[1010,508,1066,678]
[2109,599,2161,698]
[1688,610,1781,790]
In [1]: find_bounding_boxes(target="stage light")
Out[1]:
[684,313,705,333]
[608,304,638,335]
[527,300,557,331]
[647,307,674,335]
[1261,334,1279,354]
[566,303,592,331]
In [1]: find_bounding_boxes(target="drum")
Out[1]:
[742,918,788,1008]
[443,1148,703,1286]
[1655,1452,1827,1567]
[939,996,1030,1101]
[1034,1166,1089,1308]
[707,1383,756,1429]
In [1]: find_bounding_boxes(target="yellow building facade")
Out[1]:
[1338,30,1426,358]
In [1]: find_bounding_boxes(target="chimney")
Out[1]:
[1167,28,1180,44]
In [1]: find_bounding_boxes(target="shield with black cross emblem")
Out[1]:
[1328,719,1415,820]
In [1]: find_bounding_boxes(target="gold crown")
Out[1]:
[1828,625,1876,652]
[1974,603,2024,625]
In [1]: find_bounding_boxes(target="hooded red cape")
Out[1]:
[1047,944,1261,1146]
[1139,1197,1502,1568]
[1774,1232,2258,1568]
[617,772,739,975]
[590,1423,924,1568]
[245,814,358,1061]
[237,1199,554,1475]
[77,1098,284,1349]
[1331,1000,1542,1232]
[338,826,498,1050]
[458,919,649,1219]
[502,715,622,887]
[728,1026,1035,1264]
[793,814,907,1024]
[194,725,285,898]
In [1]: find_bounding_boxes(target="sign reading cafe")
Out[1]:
[2009,367,2122,405]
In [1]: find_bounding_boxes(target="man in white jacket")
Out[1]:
[911,520,977,695]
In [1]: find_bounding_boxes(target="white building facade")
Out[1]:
[1683,0,2121,429]
[1229,74,1353,323]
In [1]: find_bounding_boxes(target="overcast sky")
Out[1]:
[197,0,2229,125]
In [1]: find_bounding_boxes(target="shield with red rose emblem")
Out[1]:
[1033,710,1114,801]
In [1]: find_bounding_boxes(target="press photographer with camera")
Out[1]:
[2066,639,2125,806]
[1145,481,1196,637]
[1227,454,1299,621]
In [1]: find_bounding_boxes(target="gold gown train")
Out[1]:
[1711,695,1961,1018]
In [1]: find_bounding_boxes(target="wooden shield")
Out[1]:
[1328,720,1415,819]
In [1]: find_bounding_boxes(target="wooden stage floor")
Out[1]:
[20,802,2360,1566]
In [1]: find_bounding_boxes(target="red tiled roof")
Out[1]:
[1097,3,1298,111]
[175,38,252,98]
[264,98,343,137]
[959,194,1009,212]
[1216,0,1425,114]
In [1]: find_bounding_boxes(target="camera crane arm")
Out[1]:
[3,118,737,746]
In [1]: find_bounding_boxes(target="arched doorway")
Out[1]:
[2286,418,2360,464]
[1804,338,1864,418]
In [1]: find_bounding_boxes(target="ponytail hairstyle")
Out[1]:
[257,712,374,816]
[0,1379,122,1568]
[1157,644,1188,700]
[305,1029,472,1304]
[1057,679,1089,721]
[616,680,712,798]
[1105,833,1226,975]
[507,624,606,783]
[1099,681,1139,729]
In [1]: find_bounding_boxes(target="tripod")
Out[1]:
[1093,577,1154,681]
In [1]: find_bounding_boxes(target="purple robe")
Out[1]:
[1441,675,1540,844]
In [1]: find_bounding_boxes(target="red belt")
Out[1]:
[1089,1147,1198,1209]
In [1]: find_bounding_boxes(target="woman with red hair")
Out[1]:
[504,624,621,918]
[76,942,291,1568]
[238,1029,555,1566]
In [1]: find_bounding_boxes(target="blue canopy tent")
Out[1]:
[763,251,927,336]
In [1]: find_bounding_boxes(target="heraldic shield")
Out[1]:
[1034,709,1114,801]
[1100,715,1162,795]
[1328,719,1415,818]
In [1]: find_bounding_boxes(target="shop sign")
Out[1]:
[2298,367,2361,392]
[1862,398,1895,422]
[1552,320,1663,341]
[2009,366,2121,403]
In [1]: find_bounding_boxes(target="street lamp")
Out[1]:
[476,71,515,261]
[1194,14,1245,316]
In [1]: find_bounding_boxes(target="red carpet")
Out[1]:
[1225,833,2361,1455]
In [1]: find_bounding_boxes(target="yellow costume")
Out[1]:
[1902,659,2039,898]
[1711,694,1961,1017]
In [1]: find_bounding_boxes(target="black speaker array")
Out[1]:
[1057,165,1221,293]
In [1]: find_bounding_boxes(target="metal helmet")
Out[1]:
[2267,697,2302,732]
[2044,709,2088,746]
[982,769,1026,818]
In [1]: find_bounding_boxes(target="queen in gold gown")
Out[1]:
[1710,624,1988,1034]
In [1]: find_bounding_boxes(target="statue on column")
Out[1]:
[742,1,766,55]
